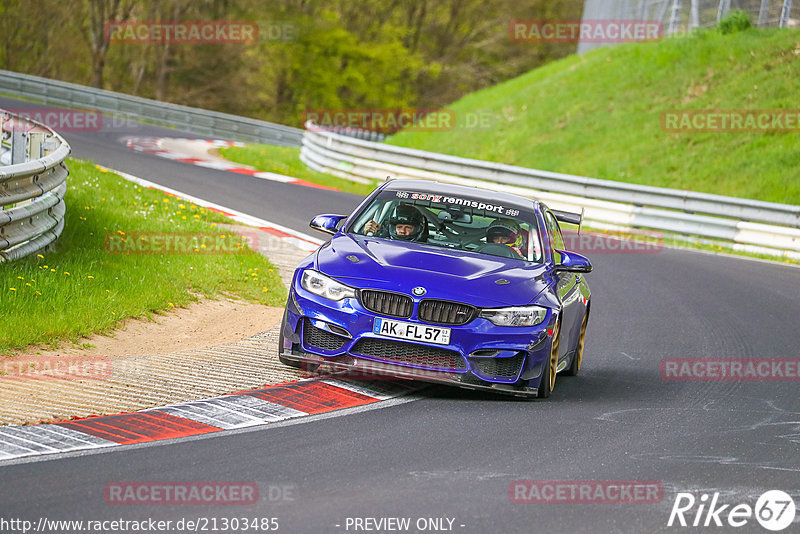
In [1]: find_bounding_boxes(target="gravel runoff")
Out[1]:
[0,225,312,426]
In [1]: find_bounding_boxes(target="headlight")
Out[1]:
[479,306,548,327]
[300,270,356,301]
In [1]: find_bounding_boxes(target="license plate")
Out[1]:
[373,317,451,345]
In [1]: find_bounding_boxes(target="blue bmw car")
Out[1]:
[278,179,592,398]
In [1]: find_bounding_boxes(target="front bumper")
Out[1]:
[280,284,556,398]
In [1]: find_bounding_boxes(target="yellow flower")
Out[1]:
[34,291,41,296]
[25,283,31,287]
[117,230,125,236]
[50,269,56,272]
[181,216,186,220]
[87,275,94,279]
[163,198,169,203]
[179,204,185,209]
[169,302,175,308]
[37,254,44,259]
[9,288,16,291]
[176,211,182,215]
[64,272,70,276]
[17,276,24,280]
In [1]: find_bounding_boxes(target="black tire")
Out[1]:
[563,309,588,377]
[539,318,560,399]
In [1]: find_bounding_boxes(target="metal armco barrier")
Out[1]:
[301,122,800,259]
[0,70,303,147]
[0,110,70,262]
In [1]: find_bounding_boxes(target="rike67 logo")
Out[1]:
[668,490,796,531]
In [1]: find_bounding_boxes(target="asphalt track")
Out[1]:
[1,96,799,533]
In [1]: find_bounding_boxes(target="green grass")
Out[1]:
[0,158,286,355]
[388,28,800,205]
[217,144,378,196]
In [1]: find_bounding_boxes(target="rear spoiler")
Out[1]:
[552,208,584,233]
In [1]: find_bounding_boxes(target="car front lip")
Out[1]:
[277,351,540,398]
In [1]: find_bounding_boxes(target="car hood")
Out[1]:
[314,234,551,307]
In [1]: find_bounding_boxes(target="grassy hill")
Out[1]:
[388,28,800,205]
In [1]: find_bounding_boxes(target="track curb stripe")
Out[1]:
[241,380,379,415]
[56,412,222,445]
[0,379,415,462]
[125,136,336,191]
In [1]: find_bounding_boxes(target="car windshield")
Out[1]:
[348,189,543,263]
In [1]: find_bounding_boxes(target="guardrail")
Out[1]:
[0,110,70,262]
[0,70,303,147]
[301,122,800,259]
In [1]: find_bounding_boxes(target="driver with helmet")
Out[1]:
[364,204,429,242]
[486,218,526,257]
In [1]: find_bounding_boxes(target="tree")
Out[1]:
[86,0,134,88]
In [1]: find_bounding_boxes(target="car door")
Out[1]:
[544,210,582,361]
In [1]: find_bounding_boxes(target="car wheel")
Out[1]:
[563,309,588,377]
[539,318,560,398]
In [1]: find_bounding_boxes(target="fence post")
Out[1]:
[668,0,683,34]
[43,136,59,156]
[780,0,793,26]
[639,0,650,20]
[759,0,771,25]
[28,132,45,160]
[11,131,26,164]
[690,0,700,28]
[717,0,731,22]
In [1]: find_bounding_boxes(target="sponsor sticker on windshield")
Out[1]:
[396,191,521,216]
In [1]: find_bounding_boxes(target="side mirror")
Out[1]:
[310,214,348,235]
[554,249,592,273]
